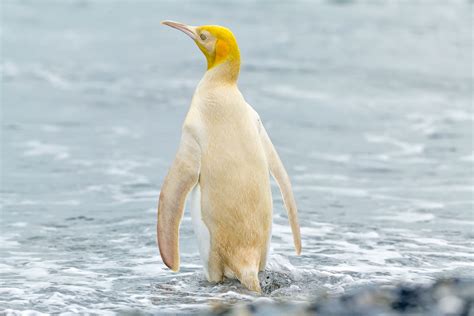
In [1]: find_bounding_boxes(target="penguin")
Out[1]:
[157,20,301,293]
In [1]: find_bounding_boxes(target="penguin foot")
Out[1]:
[239,271,262,293]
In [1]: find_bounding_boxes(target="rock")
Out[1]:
[205,278,474,316]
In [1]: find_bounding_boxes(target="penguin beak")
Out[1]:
[161,20,197,40]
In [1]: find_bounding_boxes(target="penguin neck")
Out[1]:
[204,58,240,85]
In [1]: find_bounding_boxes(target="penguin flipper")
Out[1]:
[157,131,201,271]
[259,124,302,255]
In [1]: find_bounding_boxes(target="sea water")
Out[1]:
[1,0,472,313]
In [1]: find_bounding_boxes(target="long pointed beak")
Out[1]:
[161,20,197,40]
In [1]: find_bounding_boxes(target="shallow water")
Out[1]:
[1,0,473,314]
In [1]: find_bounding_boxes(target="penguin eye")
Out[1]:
[200,33,207,41]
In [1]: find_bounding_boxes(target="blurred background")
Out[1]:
[1,0,472,314]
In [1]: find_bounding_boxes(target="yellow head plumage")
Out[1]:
[195,25,240,70]
[162,21,241,81]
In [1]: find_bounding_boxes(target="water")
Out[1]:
[1,0,473,314]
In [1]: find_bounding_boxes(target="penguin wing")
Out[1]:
[259,121,302,255]
[157,130,201,271]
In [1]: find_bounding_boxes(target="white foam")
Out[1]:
[408,113,438,136]
[105,160,141,176]
[408,110,473,138]
[271,222,294,245]
[374,211,435,223]
[145,208,156,214]
[293,165,307,172]
[0,61,20,78]
[445,219,474,226]
[293,173,349,182]
[0,236,20,248]
[266,254,298,274]
[412,201,445,209]
[310,152,352,163]
[70,159,95,167]
[129,264,165,276]
[261,84,329,102]
[319,239,404,265]
[460,152,474,162]
[43,292,71,306]
[344,231,380,239]
[0,288,25,296]
[53,200,81,206]
[412,237,449,247]
[444,109,474,122]
[0,61,71,90]
[22,141,70,160]
[365,134,424,156]
[103,160,151,186]
[408,251,474,259]
[20,267,50,279]
[293,185,368,197]
[301,225,334,237]
[371,195,445,210]
[32,65,70,90]
[110,126,140,138]
[9,222,28,228]
[40,125,61,132]
[62,267,102,277]
[2,310,48,316]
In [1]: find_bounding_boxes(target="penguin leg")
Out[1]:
[258,251,268,272]
[207,250,224,283]
[226,254,262,293]
[259,223,272,272]
[236,268,261,293]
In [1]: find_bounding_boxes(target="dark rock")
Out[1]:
[205,278,474,316]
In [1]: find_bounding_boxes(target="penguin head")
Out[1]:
[162,20,240,73]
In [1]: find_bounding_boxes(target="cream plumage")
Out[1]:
[157,20,301,293]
